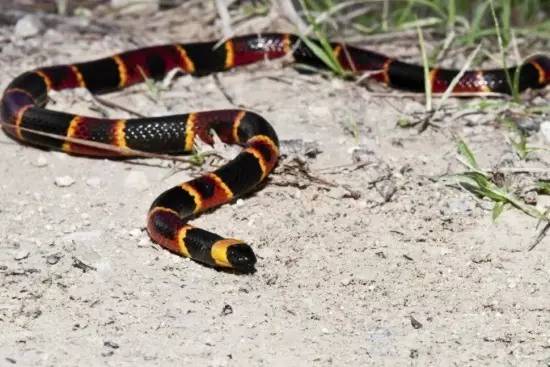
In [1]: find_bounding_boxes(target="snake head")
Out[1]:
[226,243,257,273]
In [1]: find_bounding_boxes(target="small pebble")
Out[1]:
[330,78,346,90]
[55,176,75,187]
[14,14,44,38]
[340,278,352,286]
[46,254,62,265]
[86,177,101,188]
[351,146,374,163]
[540,121,550,144]
[410,315,423,329]
[104,341,119,349]
[221,304,233,316]
[516,117,539,133]
[471,254,491,264]
[111,0,159,13]
[14,251,30,261]
[33,155,48,167]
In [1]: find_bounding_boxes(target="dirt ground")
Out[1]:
[1,3,549,366]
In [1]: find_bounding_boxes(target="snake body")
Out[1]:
[1,33,548,272]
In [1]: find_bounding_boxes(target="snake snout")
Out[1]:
[227,243,257,273]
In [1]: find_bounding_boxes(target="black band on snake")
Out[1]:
[1,33,548,272]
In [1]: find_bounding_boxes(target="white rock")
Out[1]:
[85,176,102,188]
[340,277,352,286]
[14,15,44,38]
[110,0,159,14]
[330,78,346,90]
[124,170,149,191]
[540,121,550,144]
[95,259,113,281]
[14,250,29,261]
[308,105,332,120]
[33,154,48,167]
[55,176,75,187]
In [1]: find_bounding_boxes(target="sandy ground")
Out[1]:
[1,3,550,366]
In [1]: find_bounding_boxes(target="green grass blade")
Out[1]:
[536,180,550,195]
[457,139,480,170]
[298,35,344,76]
[407,0,447,19]
[488,0,518,101]
[465,1,490,45]
[447,0,456,29]
[492,201,506,221]
[416,24,432,111]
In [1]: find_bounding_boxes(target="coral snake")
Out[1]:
[1,33,548,272]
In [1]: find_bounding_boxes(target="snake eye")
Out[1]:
[226,243,257,273]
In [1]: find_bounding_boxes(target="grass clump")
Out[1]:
[445,139,550,249]
[299,0,548,93]
[300,0,549,44]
